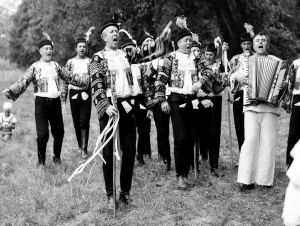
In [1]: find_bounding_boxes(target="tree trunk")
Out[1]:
[210,0,241,57]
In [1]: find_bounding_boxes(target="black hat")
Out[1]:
[138,32,154,46]
[38,39,53,49]
[191,41,201,49]
[205,43,217,52]
[120,37,136,49]
[75,37,87,45]
[175,28,192,43]
[119,29,136,49]
[100,18,119,34]
[240,31,252,43]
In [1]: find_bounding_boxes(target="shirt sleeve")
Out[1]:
[154,54,173,102]
[6,64,35,101]
[90,54,110,119]
[56,62,89,90]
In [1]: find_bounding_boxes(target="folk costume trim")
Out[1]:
[90,49,134,119]
[156,51,201,101]
[6,60,89,101]
[140,59,161,108]
[62,57,91,102]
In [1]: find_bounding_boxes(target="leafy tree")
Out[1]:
[8,0,300,67]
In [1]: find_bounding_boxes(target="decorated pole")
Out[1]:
[111,79,119,218]
[223,48,234,173]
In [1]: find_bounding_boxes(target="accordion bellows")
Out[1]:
[245,55,289,106]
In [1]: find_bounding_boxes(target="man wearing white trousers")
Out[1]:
[231,32,285,190]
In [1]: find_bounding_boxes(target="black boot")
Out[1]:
[119,191,130,206]
[136,155,145,165]
[80,128,88,159]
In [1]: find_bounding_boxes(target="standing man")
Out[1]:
[139,31,171,170]
[2,38,89,166]
[198,43,227,177]
[233,32,286,189]
[229,31,253,152]
[62,37,91,159]
[89,19,136,207]
[119,31,151,166]
[286,58,300,167]
[156,26,201,189]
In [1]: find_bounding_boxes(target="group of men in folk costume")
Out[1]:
[2,14,294,211]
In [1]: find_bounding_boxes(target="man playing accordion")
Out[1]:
[231,32,287,190]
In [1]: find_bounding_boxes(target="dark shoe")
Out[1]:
[136,155,145,165]
[36,162,45,168]
[183,177,195,187]
[177,176,187,190]
[81,149,89,159]
[163,160,171,171]
[211,168,224,177]
[119,191,130,206]
[53,156,61,165]
[257,185,273,189]
[107,196,117,210]
[239,183,255,192]
[144,153,151,159]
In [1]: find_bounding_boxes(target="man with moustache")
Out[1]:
[89,19,136,207]
[229,31,253,153]
[2,38,89,166]
[62,37,91,159]
[232,32,285,190]
[156,26,203,189]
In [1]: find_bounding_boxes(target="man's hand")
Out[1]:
[192,81,202,93]
[201,99,213,108]
[106,105,118,117]
[161,101,171,114]
[231,71,247,86]
[197,89,208,98]
[222,42,229,52]
[2,89,10,99]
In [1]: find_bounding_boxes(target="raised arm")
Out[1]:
[3,64,35,101]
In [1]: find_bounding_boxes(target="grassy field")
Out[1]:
[0,65,290,226]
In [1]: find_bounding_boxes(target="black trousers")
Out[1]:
[197,102,212,161]
[286,95,300,166]
[100,97,136,197]
[199,96,222,170]
[134,95,151,157]
[35,96,64,164]
[168,93,198,177]
[69,89,92,149]
[233,90,244,151]
[153,102,171,163]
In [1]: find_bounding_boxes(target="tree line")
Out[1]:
[7,0,300,67]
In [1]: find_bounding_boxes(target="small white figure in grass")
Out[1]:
[0,102,17,141]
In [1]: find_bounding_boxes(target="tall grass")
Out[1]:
[0,68,290,226]
[0,58,17,71]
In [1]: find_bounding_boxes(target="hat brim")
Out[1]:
[39,42,53,49]
[176,32,192,43]
[101,23,119,34]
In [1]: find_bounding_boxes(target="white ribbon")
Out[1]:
[68,112,121,182]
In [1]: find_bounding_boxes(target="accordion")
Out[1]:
[245,55,289,106]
